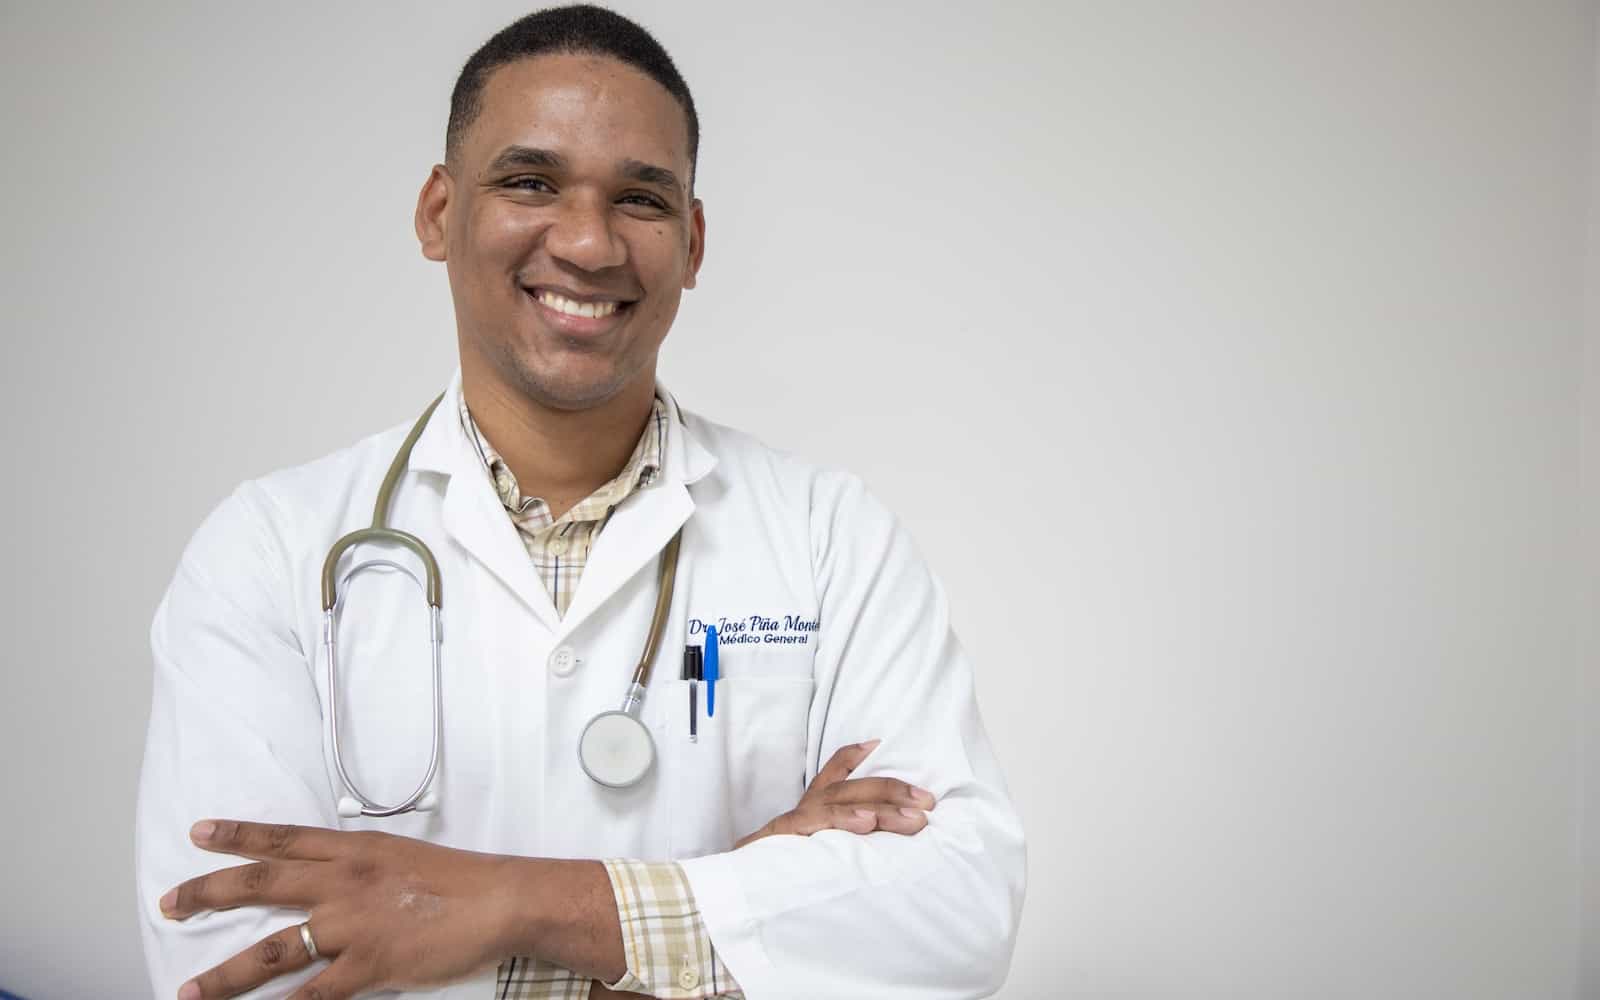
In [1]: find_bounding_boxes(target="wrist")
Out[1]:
[491,854,553,958]
[490,855,627,983]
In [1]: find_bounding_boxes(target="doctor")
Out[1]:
[136,5,1025,999]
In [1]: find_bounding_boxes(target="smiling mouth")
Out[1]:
[525,287,633,320]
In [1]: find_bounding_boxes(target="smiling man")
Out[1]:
[136,6,1025,999]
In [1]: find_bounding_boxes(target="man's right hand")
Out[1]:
[734,740,936,849]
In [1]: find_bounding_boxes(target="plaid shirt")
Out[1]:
[460,395,744,999]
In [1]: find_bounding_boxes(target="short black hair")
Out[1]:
[446,5,700,187]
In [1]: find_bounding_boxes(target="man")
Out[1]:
[136,6,1025,998]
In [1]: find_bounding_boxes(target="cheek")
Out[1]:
[635,290,685,349]
[467,204,540,262]
[634,232,690,290]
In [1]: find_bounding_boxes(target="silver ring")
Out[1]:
[299,921,321,961]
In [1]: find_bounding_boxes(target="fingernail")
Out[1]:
[859,739,881,752]
[912,786,936,808]
[853,809,875,821]
[178,979,201,1000]
[900,807,925,819]
[159,889,177,915]
[190,821,215,842]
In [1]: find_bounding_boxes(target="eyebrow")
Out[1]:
[485,145,565,175]
[485,145,683,194]
[618,158,683,193]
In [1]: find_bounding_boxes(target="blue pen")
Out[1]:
[704,624,720,717]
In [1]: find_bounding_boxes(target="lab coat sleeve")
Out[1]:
[135,483,333,999]
[677,471,1027,999]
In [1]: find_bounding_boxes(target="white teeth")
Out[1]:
[534,290,619,319]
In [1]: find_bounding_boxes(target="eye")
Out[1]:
[505,176,554,193]
[618,192,670,211]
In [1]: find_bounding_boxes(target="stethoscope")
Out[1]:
[320,392,682,818]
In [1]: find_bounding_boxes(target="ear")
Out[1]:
[682,197,706,290]
[415,164,452,262]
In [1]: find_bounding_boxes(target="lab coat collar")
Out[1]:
[404,366,716,635]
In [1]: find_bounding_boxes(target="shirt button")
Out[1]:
[548,536,570,556]
[548,646,577,676]
[677,965,700,990]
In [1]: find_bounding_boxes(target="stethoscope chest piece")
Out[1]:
[578,709,656,788]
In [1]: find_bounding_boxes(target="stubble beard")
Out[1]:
[485,326,647,414]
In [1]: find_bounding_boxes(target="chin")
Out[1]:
[505,357,644,412]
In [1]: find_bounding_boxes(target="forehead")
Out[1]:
[466,52,690,176]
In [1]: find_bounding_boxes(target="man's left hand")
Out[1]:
[160,819,523,1000]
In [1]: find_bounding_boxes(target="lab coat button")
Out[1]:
[677,965,700,990]
[549,646,578,676]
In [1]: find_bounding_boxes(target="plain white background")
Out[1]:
[3,2,1598,997]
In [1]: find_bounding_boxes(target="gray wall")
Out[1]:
[1580,7,1600,997]
[2,2,1596,998]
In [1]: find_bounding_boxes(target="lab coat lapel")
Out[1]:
[557,479,691,637]
[557,385,717,637]
[408,371,561,632]
[441,461,562,631]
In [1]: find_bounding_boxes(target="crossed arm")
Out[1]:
[156,742,937,999]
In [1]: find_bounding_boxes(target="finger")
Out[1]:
[811,739,882,791]
[161,860,321,919]
[179,920,327,1000]
[859,803,930,836]
[189,819,347,862]
[781,804,879,837]
[821,776,936,810]
[287,952,373,1000]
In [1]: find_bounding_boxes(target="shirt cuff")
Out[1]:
[495,956,595,999]
[602,859,744,999]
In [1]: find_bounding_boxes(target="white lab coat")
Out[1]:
[135,370,1026,999]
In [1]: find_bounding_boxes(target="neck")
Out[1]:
[460,360,657,521]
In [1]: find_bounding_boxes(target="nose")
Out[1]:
[543,191,627,273]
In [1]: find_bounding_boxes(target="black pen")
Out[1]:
[684,646,701,742]
[691,645,701,742]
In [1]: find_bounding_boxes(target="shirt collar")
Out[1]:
[407,367,717,486]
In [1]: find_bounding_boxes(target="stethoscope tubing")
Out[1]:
[323,560,444,817]
[321,391,682,817]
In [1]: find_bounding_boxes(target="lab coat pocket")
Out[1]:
[654,675,815,859]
